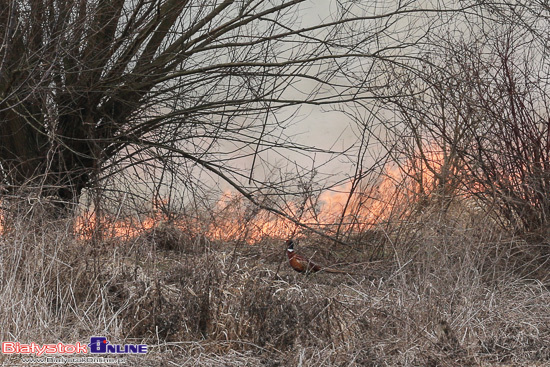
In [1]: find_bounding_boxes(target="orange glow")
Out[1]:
[72,154,447,243]
[0,146,451,242]
[74,210,161,241]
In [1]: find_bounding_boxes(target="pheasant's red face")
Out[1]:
[286,239,294,252]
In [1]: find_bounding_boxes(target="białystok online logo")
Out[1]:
[1,337,147,356]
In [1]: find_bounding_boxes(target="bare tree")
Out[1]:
[373,2,550,236]
[0,0,475,221]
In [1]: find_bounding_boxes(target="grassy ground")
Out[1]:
[0,206,549,366]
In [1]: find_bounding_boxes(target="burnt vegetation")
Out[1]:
[1,0,550,366]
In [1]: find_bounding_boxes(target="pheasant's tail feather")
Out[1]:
[322,267,355,274]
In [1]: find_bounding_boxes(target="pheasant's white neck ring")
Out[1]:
[287,248,294,252]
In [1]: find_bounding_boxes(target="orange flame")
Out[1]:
[73,162,439,244]
[74,210,161,241]
[0,145,449,242]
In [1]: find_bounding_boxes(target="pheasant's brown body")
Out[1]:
[287,248,322,273]
[286,239,350,274]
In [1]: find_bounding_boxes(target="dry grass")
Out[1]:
[0,203,549,366]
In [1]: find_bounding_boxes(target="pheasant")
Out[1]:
[286,239,349,274]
